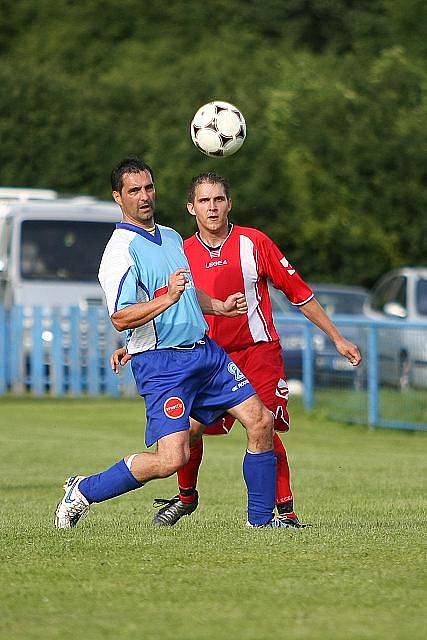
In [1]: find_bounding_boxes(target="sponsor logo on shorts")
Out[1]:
[163,396,185,419]
[227,362,246,382]
[232,379,250,392]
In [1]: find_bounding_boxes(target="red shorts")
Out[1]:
[204,340,290,436]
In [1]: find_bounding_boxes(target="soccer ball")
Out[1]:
[190,101,246,157]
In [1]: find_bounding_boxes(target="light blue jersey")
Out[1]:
[98,222,208,353]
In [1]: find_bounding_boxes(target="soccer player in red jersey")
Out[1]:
[113,172,361,527]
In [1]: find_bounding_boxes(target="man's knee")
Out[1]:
[247,404,273,430]
[158,448,190,478]
[246,406,274,447]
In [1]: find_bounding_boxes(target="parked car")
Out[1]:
[363,267,427,389]
[271,283,368,387]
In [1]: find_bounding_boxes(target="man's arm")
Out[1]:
[111,269,188,332]
[196,288,248,317]
[298,298,362,366]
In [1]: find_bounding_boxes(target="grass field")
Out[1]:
[315,387,427,426]
[1,396,426,640]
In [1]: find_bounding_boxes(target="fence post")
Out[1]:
[303,322,314,411]
[367,323,379,427]
[51,308,64,397]
[87,307,100,396]
[69,306,82,397]
[31,306,44,395]
[0,305,6,394]
[104,321,120,398]
[10,305,24,393]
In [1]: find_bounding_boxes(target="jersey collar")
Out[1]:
[116,222,162,245]
[196,223,233,258]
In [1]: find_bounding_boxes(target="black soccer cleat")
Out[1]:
[276,513,310,528]
[152,491,199,526]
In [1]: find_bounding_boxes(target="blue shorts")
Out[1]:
[131,335,256,447]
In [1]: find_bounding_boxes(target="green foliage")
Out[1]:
[264,47,427,283]
[0,0,425,285]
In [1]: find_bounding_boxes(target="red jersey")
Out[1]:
[184,224,313,352]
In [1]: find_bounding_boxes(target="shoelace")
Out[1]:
[67,499,86,516]
[153,496,179,508]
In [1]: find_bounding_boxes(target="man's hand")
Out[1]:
[110,346,132,374]
[334,337,362,367]
[222,292,248,317]
[166,269,190,304]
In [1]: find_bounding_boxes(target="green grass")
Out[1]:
[315,387,427,426]
[1,396,426,640]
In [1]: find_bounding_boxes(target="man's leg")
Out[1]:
[153,419,205,526]
[274,432,293,506]
[228,395,277,527]
[55,431,190,528]
[231,341,306,527]
[177,419,205,503]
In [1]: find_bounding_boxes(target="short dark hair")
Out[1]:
[187,172,231,204]
[111,157,155,193]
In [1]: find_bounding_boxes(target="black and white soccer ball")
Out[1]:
[190,101,247,157]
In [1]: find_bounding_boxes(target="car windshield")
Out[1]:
[416,279,427,316]
[313,290,367,315]
[270,287,367,316]
[20,220,115,281]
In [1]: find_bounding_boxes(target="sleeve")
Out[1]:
[98,242,139,316]
[256,232,313,306]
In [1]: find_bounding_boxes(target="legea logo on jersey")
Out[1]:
[163,397,185,419]
[205,259,228,269]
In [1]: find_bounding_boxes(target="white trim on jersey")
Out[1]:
[291,294,314,306]
[240,234,272,342]
[98,228,137,316]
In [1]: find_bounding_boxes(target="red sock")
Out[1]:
[273,432,293,505]
[177,439,203,504]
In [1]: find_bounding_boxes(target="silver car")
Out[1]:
[364,267,427,388]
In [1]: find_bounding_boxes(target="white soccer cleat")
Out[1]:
[55,475,90,529]
[246,516,295,529]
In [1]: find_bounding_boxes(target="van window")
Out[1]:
[20,220,115,281]
[416,279,427,316]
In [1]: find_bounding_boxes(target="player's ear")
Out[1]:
[112,190,122,207]
[227,198,233,213]
[187,202,196,216]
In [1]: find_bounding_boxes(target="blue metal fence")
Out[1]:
[0,304,135,398]
[0,305,426,431]
[274,315,427,432]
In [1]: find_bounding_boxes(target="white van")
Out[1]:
[0,188,121,308]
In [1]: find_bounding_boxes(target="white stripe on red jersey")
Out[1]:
[184,225,313,352]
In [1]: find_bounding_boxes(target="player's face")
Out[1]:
[187,182,232,236]
[112,170,156,228]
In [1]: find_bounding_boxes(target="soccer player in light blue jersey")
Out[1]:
[55,157,288,529]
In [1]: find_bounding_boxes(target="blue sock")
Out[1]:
[243,449,276,526]
[79,459,143,504]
